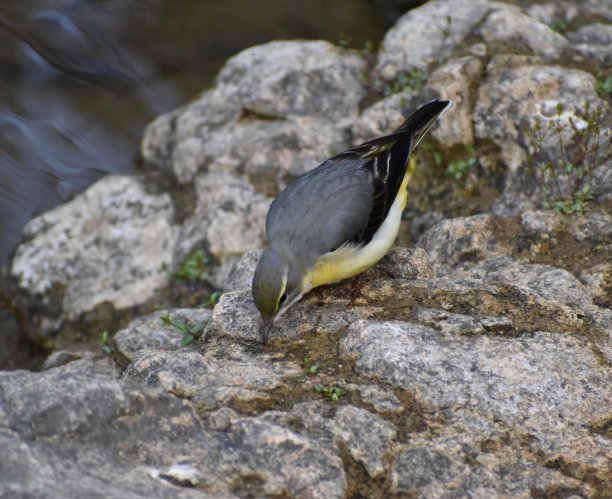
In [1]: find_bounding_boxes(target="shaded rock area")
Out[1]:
[1,0,611,497]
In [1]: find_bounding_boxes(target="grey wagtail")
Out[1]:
[252,99,450,344]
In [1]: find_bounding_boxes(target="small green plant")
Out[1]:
[164,249,209,282]
[365,67,429,97]
[161,313,207,346]
[550,17,567,34]
[313,383,345,402]
[446,143,477,180]
[303,358,320,375]
[201,291,222,308]
[337,32,354,49]
[525,101,609,215]
[594,68,612,99]
[99,330,115,356]
[356,38,428,97]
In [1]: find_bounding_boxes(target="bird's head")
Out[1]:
[252,248,307,344]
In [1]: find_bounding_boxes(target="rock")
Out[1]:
[0,359,127,439]
[419,210,612,279]
[416,307,513,336]
[520,209,562,235]
[223,417,347,498]
[5,1,612,496]
[366,246,435,280]
[0,351,347,498]
[451,255,595,309]
[342,319,610,494]
[351,93,425,145]
[262,402,396,479]
[417,214,511,274]
[591,159,612,205]
[142,40,365,186]
[473,60,605,216]
[215,41,365,122]
[207,247,433,343]
[427,56,482,147]
[41,350,94,370]
[181,117,350,194]
[123,343,301,409]
[475,61,601,174]
[331,405,396,477]
[376,0,497,74]
[526,1,612,29]
[567,23,612,65]
[578,262,612,308]
[114,308,213,361]
[9,175,176,341]
[475,7,569,61]
[206,288,379,343]
[357,385,404,413]
[177,172,271,287]
[224,249,261,292]
[391,429,588,496]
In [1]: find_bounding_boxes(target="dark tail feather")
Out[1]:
[395,99,451,146]
[338,99,451,159]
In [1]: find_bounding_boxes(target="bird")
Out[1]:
[252,99,450,344]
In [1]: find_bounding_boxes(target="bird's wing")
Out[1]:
[267,100,450,255]
[266,157,374,254]
[326,99,451,247]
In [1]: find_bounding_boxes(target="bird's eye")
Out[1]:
[279,293,288,306]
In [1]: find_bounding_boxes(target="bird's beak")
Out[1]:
[260,318,274,346]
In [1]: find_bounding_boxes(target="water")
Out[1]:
[0,0,399,264]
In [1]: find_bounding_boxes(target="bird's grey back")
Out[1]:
[266,157,373,257]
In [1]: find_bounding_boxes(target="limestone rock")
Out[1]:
[351,93,444,146]
[567,23,612,65]
[473,60,606,216]
[142,40,365,186]
[578,262,612,308]
[357,385,404,413]
[527,1,612,28]
[262,402,396,479]
[123,342,301,409]
[224,249,261,292]
[428,56,482,147]
[342,319,610,494]
[178,172,271,286]
[376,0,497,74]
[475,8,569,60]
[114,308,213,361]
[451,255,595,309]
[475,62,602,174]
[223,417,347,498]
[0,356,347,498]
[207,247,433,343]
[417,214,509,274]
[215,40,365,122]
[5,1,612,496]
[9,175,176,340]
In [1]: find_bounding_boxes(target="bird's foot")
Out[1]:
[348,274,364,306]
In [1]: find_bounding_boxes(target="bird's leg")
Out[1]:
[349,273,365,306]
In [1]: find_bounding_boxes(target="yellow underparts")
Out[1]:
[306,155,417,290]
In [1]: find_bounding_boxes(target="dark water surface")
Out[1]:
[0,0,404,264]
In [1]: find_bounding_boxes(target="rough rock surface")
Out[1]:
[3,0,612,497]
[9,175,177,342]
[142,40,365,187]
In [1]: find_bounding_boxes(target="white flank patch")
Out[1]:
[310,176,409,288]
